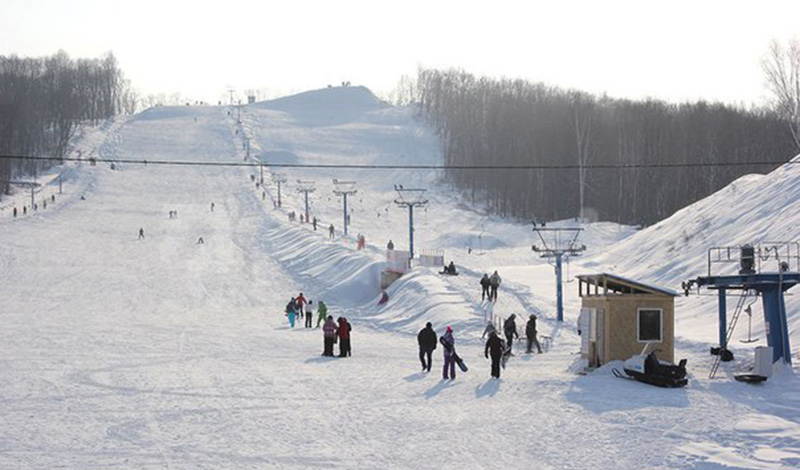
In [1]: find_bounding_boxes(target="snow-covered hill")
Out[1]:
[1,85,798,470]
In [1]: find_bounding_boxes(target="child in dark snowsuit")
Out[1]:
[485,331,504,378]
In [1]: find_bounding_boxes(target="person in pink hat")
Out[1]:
[440,326,456,380]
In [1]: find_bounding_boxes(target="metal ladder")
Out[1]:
[709,290,752,379]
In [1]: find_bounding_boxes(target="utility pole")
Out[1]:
[393,185,428,261]
[532,227,586,322]
[296,180,316,222]
[332,179,357,235]
[272,173,287,207]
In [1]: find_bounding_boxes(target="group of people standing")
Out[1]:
[480,271,502,301]
[322,315,353,357]
[285,293,330,328]
[419,312,544,381]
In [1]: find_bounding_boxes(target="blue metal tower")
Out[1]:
[532,227,586,322]
[687,243,799,364]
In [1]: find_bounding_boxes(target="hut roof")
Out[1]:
[576,273,678,297]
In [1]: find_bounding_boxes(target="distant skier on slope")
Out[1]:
[138,228,145,240]
[417,322,437,372]
[322,316,338,356]
[480,273,491,301]
[440,326,456,380]
[328,224,335,238]
[337,317,352,357]
[485,331,504,379]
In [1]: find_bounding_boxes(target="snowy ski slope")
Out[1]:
[0,86,798,469]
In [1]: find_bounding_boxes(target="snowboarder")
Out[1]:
[440,326,456,380]
[480,273,491,301]
[285,297,297,328]
[387,239,394,250]
[481,321,498,339]
[485,331,504,378]
[489,270,502,301]
[417,322,437,372]
[316,300,328,328]
[337,317,352,357]
[504,314,519,353]
[295,293,308,321]
[328,224,335,238]
[312,217,317,231]
[322,315,338,356]
[525,314,543,354]
[138,228,145,240]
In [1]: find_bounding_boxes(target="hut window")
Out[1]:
[637,308,662,342]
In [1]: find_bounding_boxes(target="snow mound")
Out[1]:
[256,86,389,127]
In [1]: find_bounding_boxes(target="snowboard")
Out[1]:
[453,352,468,372]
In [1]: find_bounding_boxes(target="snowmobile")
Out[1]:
[612,344,688,388]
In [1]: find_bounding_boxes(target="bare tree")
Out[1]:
[763,39,800,150]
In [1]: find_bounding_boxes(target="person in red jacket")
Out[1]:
[338,317,352,357]
[294,293,308,321]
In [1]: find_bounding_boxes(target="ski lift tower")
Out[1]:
[296,180,316,222]
[685,242,800,365]
[272,173,287,207]
[532,227,586,322]
[332,179,357,235]
[393,186,428,261]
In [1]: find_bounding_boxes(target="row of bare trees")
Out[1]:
[0,51,133,195]
[415,68,798,225]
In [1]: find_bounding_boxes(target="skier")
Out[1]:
[285,297,297,328]
[489,270,502,301]
[481,320,498,339]
[504,314,519,354]
[525,313,543,354]
[295,292,308,321]
[417,322,437,372]
[316,300,328,328]
[337,317,352,357]
[480,273,491,301]
[440,326,456,380]
[328,224,335,238]
[485,331,504,378]
[387,239,394,250]
[138,228,145,240]
[322,315,338,356]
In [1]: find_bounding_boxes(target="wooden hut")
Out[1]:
[577,273,677,367]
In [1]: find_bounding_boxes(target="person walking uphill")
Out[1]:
[337,317,352,357]
[322,316,338,356]
[285,297,298,328]
[417,322,438,372]
[485,331,504,378]
[480,273,491,301]
[504,314,519,353]
[295,293,308,321]
[526,314,543,354]
[440,326,456,380]
[316,301,328,328]
[489,270,502,301]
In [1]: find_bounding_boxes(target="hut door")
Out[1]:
[596,309,605,364]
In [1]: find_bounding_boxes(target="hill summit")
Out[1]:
[257,85,388,127]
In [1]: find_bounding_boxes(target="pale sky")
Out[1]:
[2,0,798,105]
